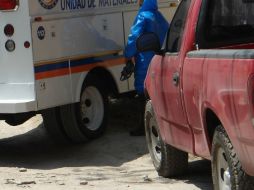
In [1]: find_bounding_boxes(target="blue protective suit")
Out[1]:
[124,0,169,94]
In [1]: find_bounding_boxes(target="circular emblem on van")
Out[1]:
[37,26,46,40]
[38,0,58,9]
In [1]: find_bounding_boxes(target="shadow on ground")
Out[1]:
[0,98,146,169]
[0,97,213,189]
[154,159,212,189]
[183,159,212,190]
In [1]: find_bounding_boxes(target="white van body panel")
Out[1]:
[0,0,178,113]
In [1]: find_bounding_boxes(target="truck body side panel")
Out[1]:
[146,0,254,177]
[187,49,254,175]
[182,57,210,158]
[232,58,254,175]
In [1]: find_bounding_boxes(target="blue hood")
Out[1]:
[140,0,158,11]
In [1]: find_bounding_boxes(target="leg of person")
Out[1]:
[130,64,147,136]
[129,94,146,136]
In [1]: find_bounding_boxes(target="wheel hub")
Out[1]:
[149,118,162,163]
[80,86,104,131]
[224,169,231,187]
[83,117,90,124]
[217,148,231,190]
[85,99,92,107]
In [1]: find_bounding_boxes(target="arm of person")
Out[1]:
[124,14,146,59]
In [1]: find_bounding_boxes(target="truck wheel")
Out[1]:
[145,100,188,177]
[42,107,70,143]
[43,75,108,144]
[212,125,244,190]
[59,75,109,143]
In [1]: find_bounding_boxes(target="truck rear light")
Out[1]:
[24,41,30,48]
[4,24,14,36]
[5,40,15,52]
[0,0,18,11]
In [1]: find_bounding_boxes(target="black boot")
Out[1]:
[129,94,146,136]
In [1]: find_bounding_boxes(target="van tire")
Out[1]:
[212,125,244,190]
[145,100,188,177]
[58,104,89,143]
[58,75,109,143]
[42,107,70,143]
[42,75,108,144]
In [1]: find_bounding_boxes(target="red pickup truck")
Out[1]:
[137,0,254,189]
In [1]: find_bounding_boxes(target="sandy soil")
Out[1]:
[0,98,212,190]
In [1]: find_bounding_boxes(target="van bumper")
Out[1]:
[0,83,37,113]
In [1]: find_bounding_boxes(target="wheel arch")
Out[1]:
[144,88,150,100]
[87,67,118,93]
[75,67,119,102]
[204,108,222,150]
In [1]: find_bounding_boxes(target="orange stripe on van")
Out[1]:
[35,68,70,80]
[70,57,125,73]
[35,57,125,80]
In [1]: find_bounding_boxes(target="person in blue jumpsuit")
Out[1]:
[124,0,169,136]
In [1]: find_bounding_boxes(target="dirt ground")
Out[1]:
[0,98,212,190]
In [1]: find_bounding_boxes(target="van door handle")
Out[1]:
[172,72,179,86]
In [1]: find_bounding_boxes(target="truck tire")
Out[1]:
[212,125,245,190]
[42,107,70,143]
[42,75,109,144]
[145,100,188,177]
[60,75,109,143]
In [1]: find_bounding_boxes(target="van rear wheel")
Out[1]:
[75,75,109,139]
[42,107,70,143]
[145,100,188,177]
[42,75,108,143]
[59,75,108,143]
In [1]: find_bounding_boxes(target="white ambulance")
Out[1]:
[0,0,177,143]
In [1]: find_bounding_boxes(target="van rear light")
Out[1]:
[24,41,30,48]
[0,0,18,11]
[4,24,14,36]
[5,40,15,52]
